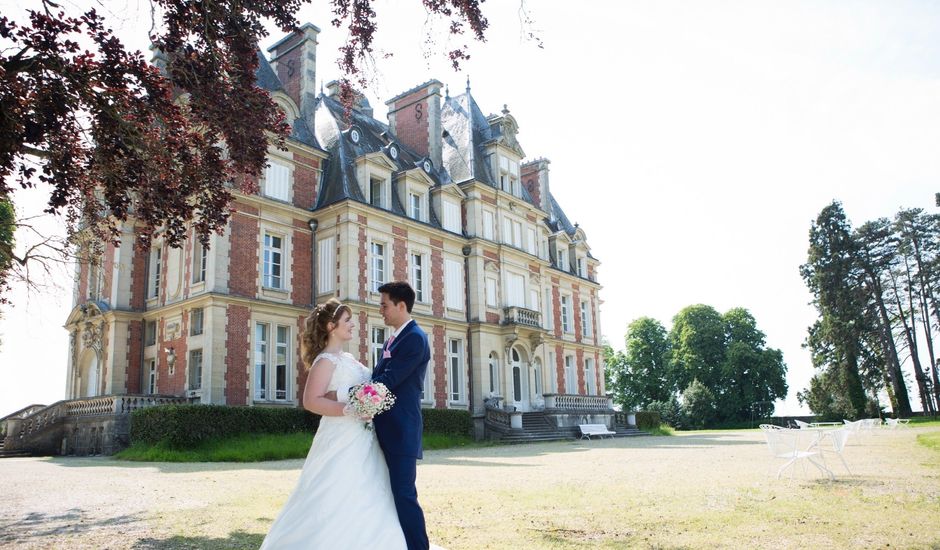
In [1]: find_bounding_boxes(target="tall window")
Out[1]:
[445,259,463,310]
[318,236,336,294]
[544,289,554,330]
[370,177,385,208]
[561,295,571,333]
[581,301,592,338]
[485,277,498,308]
[507,272,525,308]
[371,327,387,369]
[442,200,461,233]
[87,261,101,300]
[482,210,495,240]
[264,160,291,201]
[526,227,537,255]
[409,192,423,221]
[577,258,586,278]
[263,234,283,289]
[422,364,432,403]
[149,247,161,299]
[410,253,425,302]
[512,221,523,248]
[533,361,543,396]
[511,348,522,403]
[499,156,519,195]
[275,326,289,400]
[190,308,204,336]
[188,349,203,390]
[449,339,464,402]
[145,320,156,347]
[564,355,575,394]
[255,322,290,401]
[488,353,500,395]
[558,248,569,272]
[147,359,156,394]
[193,241,208,284]
[585,357,596,395]
[371,242,385,292]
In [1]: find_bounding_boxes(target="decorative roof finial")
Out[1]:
[445,84,450,98]
[502,104,510,116]
[466,75,471,93]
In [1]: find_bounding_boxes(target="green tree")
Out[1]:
[800,202,873,419]
[0,199,12,303]
[718,308,788,422]
[618,317,674,409]
[669,304,726,392]
[680,379,716,429]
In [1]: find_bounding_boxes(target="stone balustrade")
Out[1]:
[543,394,613,412]
[485,407,511,428]
[502,306,542,328]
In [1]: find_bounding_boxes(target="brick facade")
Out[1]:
[124,320,142,394]
[224,305,250,405]
[228,207,259,298]
[430,239,444,318]
[357,215,368,301]
[291,219,312,307]
[432,324,447,408]
[576,348,586,395]
[392,226,408,282]
[555,344,565,393]
[292,158,319,209]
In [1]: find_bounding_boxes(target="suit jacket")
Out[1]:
[372,320,430,459]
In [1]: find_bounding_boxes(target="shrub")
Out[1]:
[422,408,473,437]
[645,398,682,428]
[633,411,661,431]
[680,379,717,429]
[130,405,320,449]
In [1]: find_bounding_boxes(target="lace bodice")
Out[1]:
[315,352,370,403]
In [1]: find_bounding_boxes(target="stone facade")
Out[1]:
[61,22,605,431]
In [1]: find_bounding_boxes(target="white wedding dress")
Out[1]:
[260,351,407,550]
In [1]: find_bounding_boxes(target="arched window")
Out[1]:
[511,348,522,403]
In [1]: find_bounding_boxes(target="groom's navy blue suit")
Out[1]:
[372,319,430,550]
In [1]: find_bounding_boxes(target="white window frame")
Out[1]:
[410,252,426,302]
[442,199,461,233]
[263,159,291,202]
[262,232,284,289]
[254,321,292,402]
[318,236,336,294]
[488,352,500,395]
[369,175,386,209]
[149,246,161,299]
[585,357,596,395]
[564,355,575,394]
[444,258,464,311]
[507,272,526,308]
[371,326,387,370]
[188,349,203,390]
[485,277,498,308]
[561,294,572,333]
[577,257,586,278]
[192,240,208,284]
[544,289,554,330]
[190,308,204,336]
[422,362,433,404]
[449,338,465,403]
[145,320,157,347]
[371,241,386,293]
[581,301,592,338]
[558,248,569,272]
[147,358,157,394]
[526,227,537,255]
[482,209,495,240]
[409,192,423,221]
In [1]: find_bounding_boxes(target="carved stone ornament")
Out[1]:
[82,321,102,350]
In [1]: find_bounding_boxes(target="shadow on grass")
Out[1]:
[0,509,143,545]
[134,530,264,549]
[37,455,305,474]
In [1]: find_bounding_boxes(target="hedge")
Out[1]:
[422,408,473,437]
[130,405,320,449]
[634,411,662,431]
[131,405,473,448]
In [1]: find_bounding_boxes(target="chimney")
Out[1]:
[521,158,551,212]
[385,80,443,169]
[268,23,320,121]
[325,80,373,118]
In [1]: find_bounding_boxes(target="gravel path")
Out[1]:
[1,428,938,549]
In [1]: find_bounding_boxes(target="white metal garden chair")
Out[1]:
[759,424,833,479]
[812,428,852,476]
[793,419,811,429]
[884,418,910,430]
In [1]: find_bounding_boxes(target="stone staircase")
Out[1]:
[487,411,651,444]
[0,435,32,459]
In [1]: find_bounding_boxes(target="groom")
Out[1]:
[372,281,430,550]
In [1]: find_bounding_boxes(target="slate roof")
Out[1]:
[312,94,448,232]
[253,50,320,150]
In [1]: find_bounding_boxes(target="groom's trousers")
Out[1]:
[385,453,429,550]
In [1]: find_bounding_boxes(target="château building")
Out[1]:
[60,23,606,438]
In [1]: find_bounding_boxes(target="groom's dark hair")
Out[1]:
[378,281,416,313]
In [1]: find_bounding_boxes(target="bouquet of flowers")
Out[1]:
[346,382,396,430]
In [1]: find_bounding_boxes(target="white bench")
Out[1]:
[579,423,616,439]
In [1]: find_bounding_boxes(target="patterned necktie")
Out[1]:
[385,334,396,350]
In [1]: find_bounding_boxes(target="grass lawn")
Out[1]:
[115,431,484,461]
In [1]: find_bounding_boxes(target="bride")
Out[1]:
[260,298,407,549]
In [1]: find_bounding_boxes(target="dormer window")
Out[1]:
[263,159,291,202]
[409,192,424,221]
[498,156,520,196]
[577,257,586,278]
[369,176,385,208]
[558,247,569,272]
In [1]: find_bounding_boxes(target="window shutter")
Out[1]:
[443,200,461,233]
[483,210,494,240]
[445,259,463,309]
[265,161,291,201]
[318,236,335,293]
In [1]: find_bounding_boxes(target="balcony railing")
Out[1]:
[503,306,541,328]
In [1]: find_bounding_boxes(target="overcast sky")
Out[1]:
[2,0,938,417]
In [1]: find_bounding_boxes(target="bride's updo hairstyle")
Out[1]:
[302,298,352,369]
